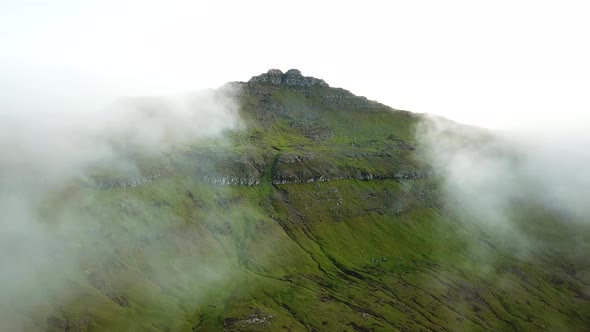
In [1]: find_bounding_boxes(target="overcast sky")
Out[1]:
[1,0,589,131]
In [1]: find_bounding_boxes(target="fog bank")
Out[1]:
[0,65,242,328]
[417,115,590,234]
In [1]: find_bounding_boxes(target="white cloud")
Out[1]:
[417,115,590,239]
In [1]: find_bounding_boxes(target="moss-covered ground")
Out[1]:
[12,82,590,331]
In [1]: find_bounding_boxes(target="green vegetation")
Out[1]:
[18,80,590,331]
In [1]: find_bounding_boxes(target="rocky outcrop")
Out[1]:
[237,69,396,116]
[224,309,274,330]
[184,149,431,186]
[90,151,428,189]
[189,151,266,186]
[93,171,162,190]
[271,170,428,185]
[89,160,427,188]
[321,88,389,110]
[202,175,260,186]
[268,150,430,185]
[277,152,318,164]
[248,69,329,87]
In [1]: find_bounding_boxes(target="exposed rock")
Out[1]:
[202,175,260,186]
[89,152,428,188]
[346,152,394,158]
[224,309,274,330]
[93,171,162,190]
[321,88,389,110]
[248,69,329,87]
[278,152,318,164]
[271,171,429,185]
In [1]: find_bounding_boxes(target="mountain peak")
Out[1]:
[248,69,329,87]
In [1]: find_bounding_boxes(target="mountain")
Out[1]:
[7,69,590,331]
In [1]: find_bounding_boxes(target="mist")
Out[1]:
[0,63,242,329]
[416,115,590,249]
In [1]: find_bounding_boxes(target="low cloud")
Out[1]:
[0,65,242,328]
[416,115,590,240]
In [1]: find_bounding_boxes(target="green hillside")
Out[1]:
[10,69,590,331]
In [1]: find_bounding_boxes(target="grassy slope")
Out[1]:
[18,82,590,331]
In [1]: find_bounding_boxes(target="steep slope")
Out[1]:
[9,69,590,331]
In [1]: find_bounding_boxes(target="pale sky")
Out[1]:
[1,0,589,131]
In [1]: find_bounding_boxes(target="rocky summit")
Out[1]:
[12,70,590,332]
[248,68,329,87]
